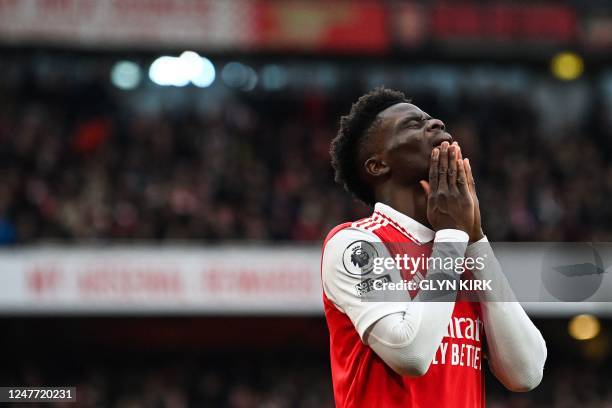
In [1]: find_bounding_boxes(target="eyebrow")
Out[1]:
[395,112,432,130]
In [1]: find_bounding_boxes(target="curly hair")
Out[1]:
[330,87,409,207]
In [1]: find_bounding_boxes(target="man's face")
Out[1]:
[376,102,453,183]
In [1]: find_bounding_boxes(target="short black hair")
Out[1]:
[330,87,409,207]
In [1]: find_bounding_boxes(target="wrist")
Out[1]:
[434,229,470,243]
[433,222,471,234]
[470,227,484,243]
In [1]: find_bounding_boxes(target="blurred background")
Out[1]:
[0,0,611,407]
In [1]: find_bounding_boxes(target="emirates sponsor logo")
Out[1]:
[431,316,484,370]
[444,316,483,341]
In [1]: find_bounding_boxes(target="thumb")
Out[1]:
[419,180,430,196]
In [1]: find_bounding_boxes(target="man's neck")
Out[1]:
[376,183,429,228]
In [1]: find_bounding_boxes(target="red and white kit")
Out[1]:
[321,203,546,408]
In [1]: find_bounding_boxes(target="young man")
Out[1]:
[322,87,546,407]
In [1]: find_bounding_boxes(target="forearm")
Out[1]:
[468,238,547,391]
[366,301,455,376]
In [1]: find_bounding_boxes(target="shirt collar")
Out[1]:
[373,202,435,243]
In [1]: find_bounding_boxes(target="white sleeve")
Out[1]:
[467,236,547,392]
[322,227,470,377]
[364,303,456,377]
[322,227,408,339]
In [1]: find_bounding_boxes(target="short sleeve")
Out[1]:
[321,227,409,341]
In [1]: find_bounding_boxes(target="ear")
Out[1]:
[364,155,390,178]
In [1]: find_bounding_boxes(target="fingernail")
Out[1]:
[433,149,439,159]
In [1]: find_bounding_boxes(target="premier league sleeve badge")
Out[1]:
[342,240,378,276]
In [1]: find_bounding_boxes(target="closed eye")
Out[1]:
[400,117,425,129]
[395,113,432,132]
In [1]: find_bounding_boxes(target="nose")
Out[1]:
[427,118,445,132]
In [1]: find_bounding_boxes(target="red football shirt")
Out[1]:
[321,203,485,408]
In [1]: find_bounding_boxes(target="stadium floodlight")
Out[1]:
[242,66,258,91]
[568,314,601,341]
[261,64,288,91]
[188,56,216,88]
[149,56,185,86]
[222,62,258,91]
[110,61,142,90]
[551,51,584,81]
[149,52,216,88]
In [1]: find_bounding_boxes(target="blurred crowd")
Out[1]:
[3,316,610,408]
[5,354,332,408]
[1,55,611,244]
[5,355,612,408]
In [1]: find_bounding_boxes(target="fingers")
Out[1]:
[457,157,470,196]
[419,180,430,196]
[464,158,476,195]
[429,141,471,197]
[448,144,458,192]
[437,142,449,191]
[428,148,439,192]
[451,142,472,196]
[453,141,462,161]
